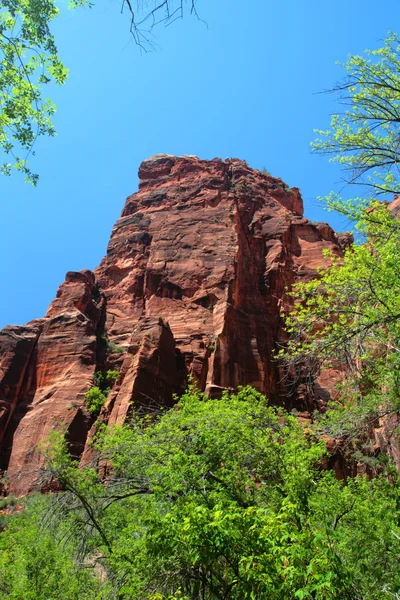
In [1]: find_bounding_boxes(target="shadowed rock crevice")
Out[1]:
[66,408,92,461]
[0,324,42,472]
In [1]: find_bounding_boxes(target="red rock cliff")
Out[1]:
[0,155,346,493]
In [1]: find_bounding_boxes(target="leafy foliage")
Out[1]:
[0,0,199,184]
[313,31,400,196]
[85,386,108,418]
[100,333,125,354]
[92,369,119,389]
[283,34,400,448]
[1,23,400,600]
[0,0,89,184]
[85,370,119,418]
[0,494,108,599]
[27,386,400,599]
[283,201,400,438]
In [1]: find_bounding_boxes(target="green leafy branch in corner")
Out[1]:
[0,0,89,185]
[312,31,400,197]
[0,1,200,185]
[0,494,108,599]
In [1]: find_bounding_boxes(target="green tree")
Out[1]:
[38,386,400,599]
[0,0,72,184]
[0,0,198,184]
[0,493,108,599]
[283,33,400,448]
[283,202,400,443]
[313,31,400,196]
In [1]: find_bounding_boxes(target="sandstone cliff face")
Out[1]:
[0,155,346,493]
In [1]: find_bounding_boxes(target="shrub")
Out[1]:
[84,386,107,418]
[99,333,125,354]
[0,495,107,598]
[92,371,105,388]
[106,370,119,384]
[107,341,125,354]
[93,369,119,389]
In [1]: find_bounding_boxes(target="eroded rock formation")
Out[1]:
[0,155,347,493]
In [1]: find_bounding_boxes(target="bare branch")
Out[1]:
[120,0,200,51]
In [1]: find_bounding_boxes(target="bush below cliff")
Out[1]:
[1,386,399,599]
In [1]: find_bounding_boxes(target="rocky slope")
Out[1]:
[0,155,349,494]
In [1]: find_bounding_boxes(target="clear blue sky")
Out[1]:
[1,0,399,329]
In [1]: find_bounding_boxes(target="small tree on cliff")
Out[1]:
[0,0,199,184]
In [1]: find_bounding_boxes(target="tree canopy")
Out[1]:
[1,385,399,599]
